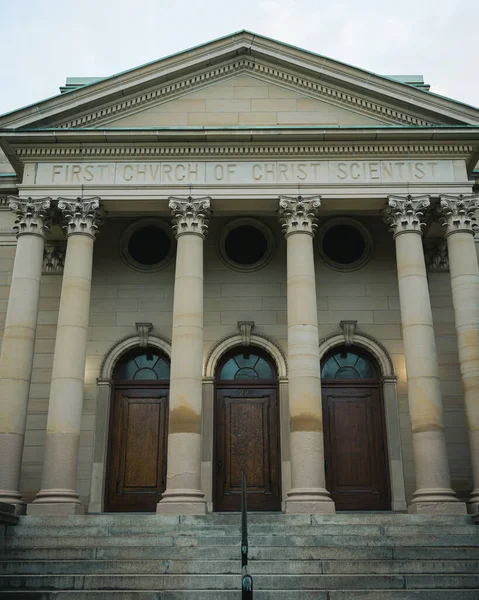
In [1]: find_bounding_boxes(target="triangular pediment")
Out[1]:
[1,31,479,131]
[103,74,387,128]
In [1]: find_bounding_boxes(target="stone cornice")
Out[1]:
[51,58,432,129]
[13,143,476,161]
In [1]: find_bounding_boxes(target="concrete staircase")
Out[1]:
[1,513,478,599]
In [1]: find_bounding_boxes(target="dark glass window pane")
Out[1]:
[116,351,170,381]
[321,356,339,379]
[335,366,359,379]
[136,354,159,369]
[225,226,267,265]
[118,358,138,380]
[337,352,357,367]
[236,367,258,379]
[128,226,171,266]
[219,358,239,380]
[154,358,170,380]
[134,368,158,380]
[322,225,365,265]
[255,357,273,379]
[235,354,259,368]
[356,357,374,378]
[322,351,375,380]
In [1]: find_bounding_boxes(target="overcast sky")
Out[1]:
[1,0,477,116]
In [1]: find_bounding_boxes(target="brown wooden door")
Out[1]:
[105,387,168,512]
[322,384,390,510]
[214,387,281,511]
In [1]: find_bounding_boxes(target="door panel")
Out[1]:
[322,385,390,510]
[215,388,281,512]
[106,387,168,512]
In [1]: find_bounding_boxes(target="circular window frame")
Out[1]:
[317,217,373,272]
[218,218,275,272]
[119,218,175,273]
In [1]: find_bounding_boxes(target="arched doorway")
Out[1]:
[214,347,281,512]
[321,346,391,511]
[105,347,170,512]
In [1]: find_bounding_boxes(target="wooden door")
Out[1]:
[105,387,168,512]
[322,385,390,510]
[214,387,281,511]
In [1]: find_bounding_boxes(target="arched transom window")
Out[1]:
[218,351,275,381]
[115,349,170,381]
[321,349,375,380]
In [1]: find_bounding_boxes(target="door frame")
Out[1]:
[88,333,172,514]
[213,346,282,512]
[318,332,407,511]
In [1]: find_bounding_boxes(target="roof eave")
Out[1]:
[1,31,479,130]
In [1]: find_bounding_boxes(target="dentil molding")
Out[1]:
[51,58,432,129]
[14,144,475,161]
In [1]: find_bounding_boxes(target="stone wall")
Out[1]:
[0,210,471,507]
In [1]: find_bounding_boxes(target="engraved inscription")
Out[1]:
[36,159,456,186]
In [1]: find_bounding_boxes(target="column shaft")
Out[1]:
[439,194,479,512]
[0,198,50,510]
[280,196,334,514]
[157,197,209,515]
[386,195,465,514]
[29,198,100,515]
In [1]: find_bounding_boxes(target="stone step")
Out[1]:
[4,533,479,548]
[16,513,474,527]
[3,543,479,562]
[1,573,479,591]
[7,523,478,537]
[1,592,479,600]
[2,559,479,575]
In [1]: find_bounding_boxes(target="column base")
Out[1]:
[408,488,467,515]
[27,502,85,516]
[0,491,26,515]
[467,489,479,515]
[285,488,336,514]
[157,489,207,515]
[27,488,84,516]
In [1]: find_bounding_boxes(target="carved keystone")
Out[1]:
[340,320,357,346]
[136,322,153,348]
[238,321,255,347]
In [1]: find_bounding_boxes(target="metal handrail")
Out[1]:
[241,471,253,599]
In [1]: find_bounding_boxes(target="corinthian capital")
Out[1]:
[438,194,479,236]
[8,196,52,237]
[57,197,102,238]
[278,195,321,237]
[168,196,211,238]
[383,194,430,237]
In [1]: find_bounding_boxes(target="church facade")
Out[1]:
[0,31,478,517]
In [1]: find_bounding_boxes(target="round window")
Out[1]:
[219,218,275,272]
[318,218,372,271]
[120,219,175,272]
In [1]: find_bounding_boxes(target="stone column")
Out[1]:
[438,194,479,513]
[28,198,101,515]
[0,198,51,511]
[157,196,210,515]
[384,195,465,514]
[279,195,335,514]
